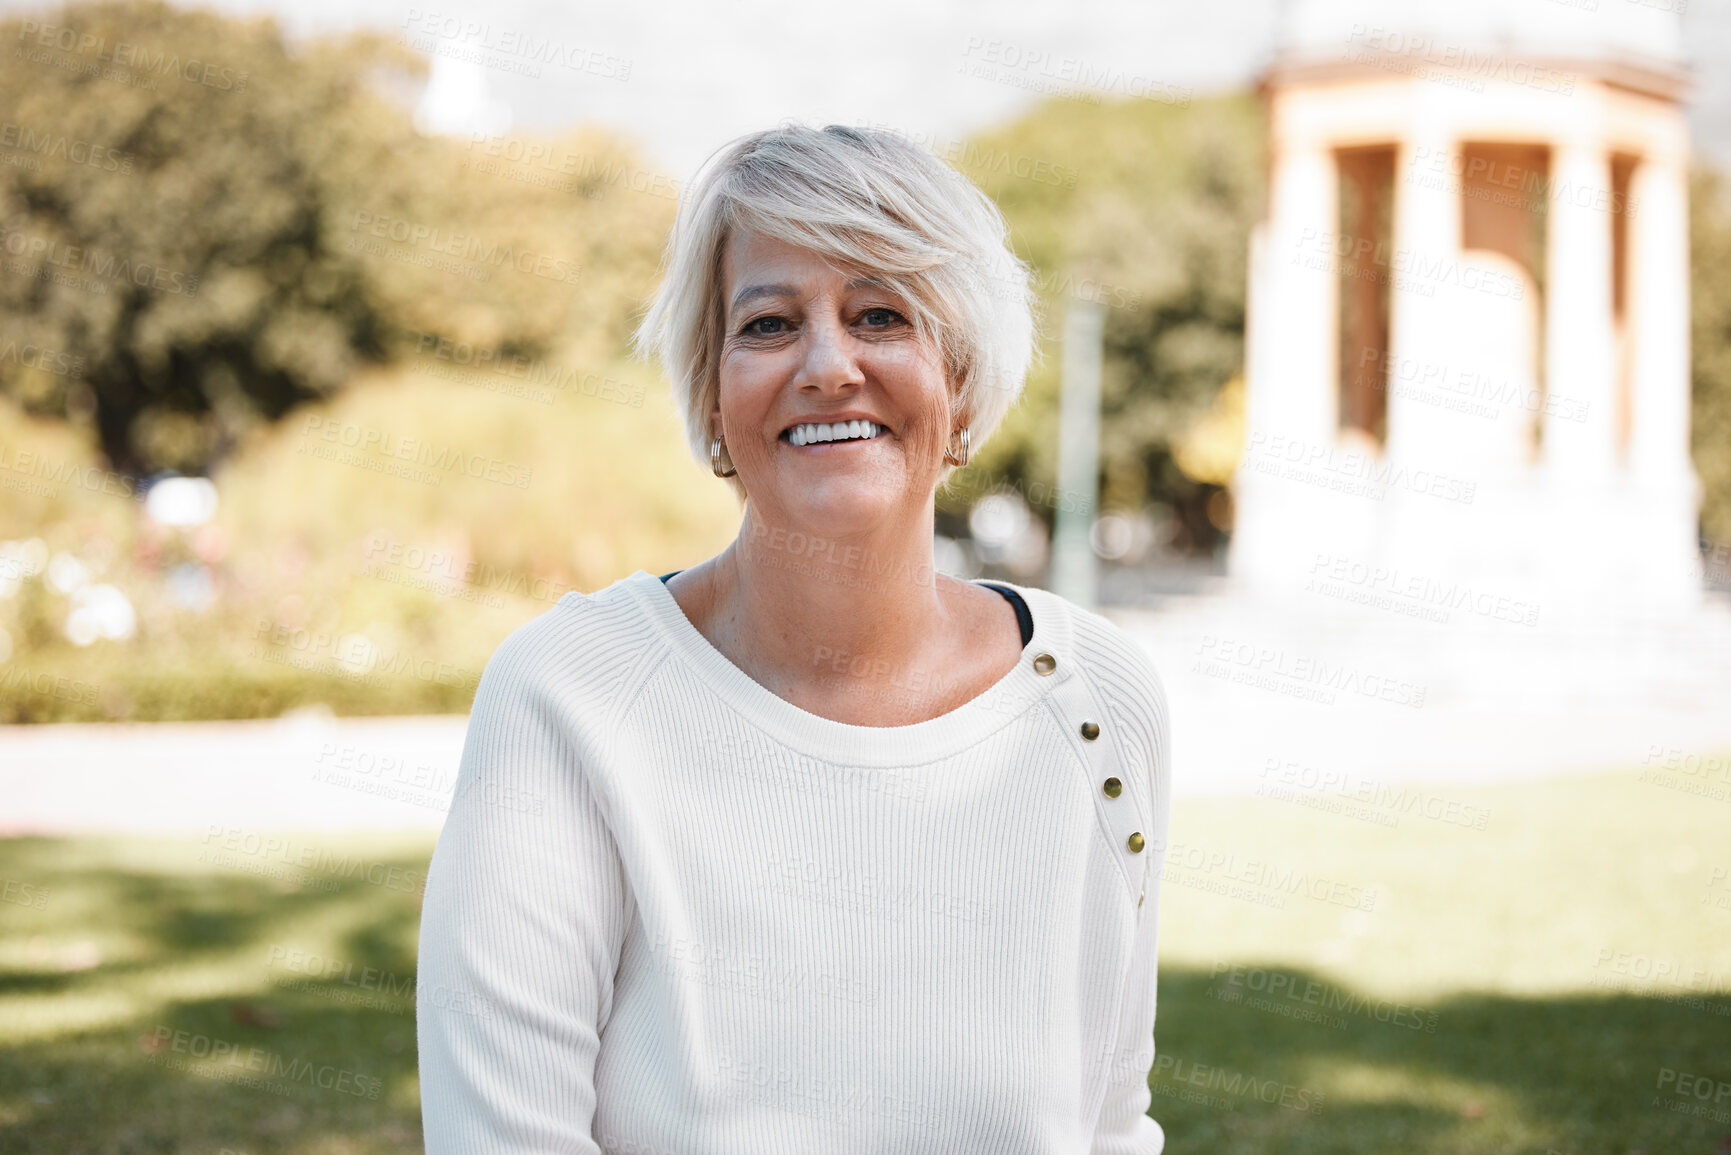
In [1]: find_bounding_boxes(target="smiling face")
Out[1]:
[715,228,955,533]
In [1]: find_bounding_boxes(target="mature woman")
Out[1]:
[417,123,1173,1154]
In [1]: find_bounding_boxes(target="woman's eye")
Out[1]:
[860,308,901,327]
[744,316,786,336]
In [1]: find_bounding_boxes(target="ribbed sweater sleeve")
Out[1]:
[1079,618,1174,1154]
[417,612,628,1153]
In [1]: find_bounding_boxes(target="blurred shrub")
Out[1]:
[0,357,740,723]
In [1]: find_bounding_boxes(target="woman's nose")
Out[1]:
[797,314,864,393]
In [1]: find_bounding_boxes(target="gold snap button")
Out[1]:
[1032,652,1056,676]
[1080,720,1100,741]
[1102,777,1122,798]
[1127,832,1146,854]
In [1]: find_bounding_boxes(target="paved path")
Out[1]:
[0,712,469,836]
[1115,597,1731,798]
[4,600,1729,835]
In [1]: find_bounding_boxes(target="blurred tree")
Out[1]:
[0,1,406,473]
[0,0,672,477]
[945,93,1264,554]
[1692,165,1731,551]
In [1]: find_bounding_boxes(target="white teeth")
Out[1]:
[787,421,879,446]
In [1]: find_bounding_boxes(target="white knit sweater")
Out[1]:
[417,569,1173,1154]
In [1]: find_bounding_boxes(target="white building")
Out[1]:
[1229,0,1700,621]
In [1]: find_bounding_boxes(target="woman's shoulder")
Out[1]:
[997,583,1168,711]
[472,571,666,712]
[1010,583,1171,776]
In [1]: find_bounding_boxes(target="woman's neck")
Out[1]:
[665,505,1019,725]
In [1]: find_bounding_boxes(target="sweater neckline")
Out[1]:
[617,568,1058,766]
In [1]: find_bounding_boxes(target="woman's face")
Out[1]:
[715,229,953,534]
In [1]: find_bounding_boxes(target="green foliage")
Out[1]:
[1691,166,1731,548]
[0,0,674,477]
[1,1,400,473]
[945,93,1264,549]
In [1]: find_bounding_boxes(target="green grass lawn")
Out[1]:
[1,763,1727,1153]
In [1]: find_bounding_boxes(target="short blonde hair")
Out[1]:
[633,123,1037,498]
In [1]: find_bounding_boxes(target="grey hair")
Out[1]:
[632,122,1037,499]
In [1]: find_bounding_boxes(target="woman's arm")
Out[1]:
[417,625,629,1153]
[1090,648,1175,1155]
[1091,827,1171,1153]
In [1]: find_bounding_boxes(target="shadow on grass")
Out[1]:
[0,837,429,1153]
[1148,966,1731,1154]
[1,995,422,1154]
[2,838,1728,1153]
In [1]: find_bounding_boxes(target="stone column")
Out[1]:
[1626,128,1702,611]
[1386,118,1459,464]
[1231,123,1337,595]
[1249,132,1336,448]
[1626,145,1691,489]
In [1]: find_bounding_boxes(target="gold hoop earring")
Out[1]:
[710,436,737,478]
[943,426,970,468]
